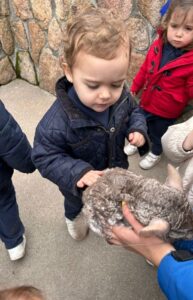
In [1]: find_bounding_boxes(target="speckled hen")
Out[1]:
[82,165,193,241]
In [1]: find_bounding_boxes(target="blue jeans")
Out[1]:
[0,177,24,249]
[140,109,175,155]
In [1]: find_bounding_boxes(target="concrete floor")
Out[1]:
[0,79,168,300]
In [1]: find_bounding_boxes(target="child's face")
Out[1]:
[167,7,193,48]
[64,46,129,112]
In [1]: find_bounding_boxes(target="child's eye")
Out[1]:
[170,24,178,28]
[185,26,193,31]
[111,81,125,88]
[86,85,99,89]
[111,84,122,88]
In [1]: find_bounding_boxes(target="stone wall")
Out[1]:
[0,0,165,94]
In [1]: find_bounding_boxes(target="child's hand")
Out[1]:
[77,170,104,188]
[128,132,145,147]
[130,91,136,97]
[182,130,193,151]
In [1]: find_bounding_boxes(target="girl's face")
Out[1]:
[167,7,193,48]
[64,46,129,112]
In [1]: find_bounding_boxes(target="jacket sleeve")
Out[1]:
[158,253,193,300]
[31,124,94,197]
[187,76,193,100]
[161,118,193,205]
[161,117,193,163]
[130,50,150,94]
[0,100,35,173]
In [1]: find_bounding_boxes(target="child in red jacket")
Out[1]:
[124,0,193,169]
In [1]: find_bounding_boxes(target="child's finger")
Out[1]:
[128,132,134,142]
[77,180,84,188]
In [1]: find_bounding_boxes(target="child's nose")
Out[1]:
[175,28,183,37]
[99,88,111,99]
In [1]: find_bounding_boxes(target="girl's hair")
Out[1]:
[161,0,193,50]
[0,286,44,300]
[62,7,130,68]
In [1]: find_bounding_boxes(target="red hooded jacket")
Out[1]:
[131,33,193,119]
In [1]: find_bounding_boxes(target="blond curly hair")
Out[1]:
[62,7,130,68]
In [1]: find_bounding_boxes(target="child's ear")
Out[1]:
[62,63,73,83]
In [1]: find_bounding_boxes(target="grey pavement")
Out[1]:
[0,79,169,300]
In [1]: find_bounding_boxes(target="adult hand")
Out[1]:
[111,205,174,267]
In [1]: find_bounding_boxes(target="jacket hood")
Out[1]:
[55,76,72,101]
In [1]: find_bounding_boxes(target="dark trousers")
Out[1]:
[0,177,24,249]
[63,191,83,220]
[140,109,175,155]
